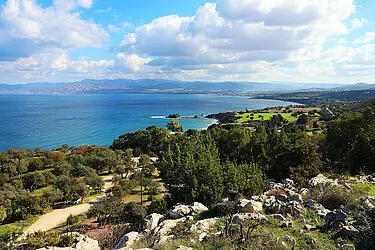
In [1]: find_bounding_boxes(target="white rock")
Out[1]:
[144,213,164,232]
[190,218,219,234]
[237,199,251,212]
[232,213,267,223]
[190,202,208,215]
[198,232,208,242]
[308,174,337,187]
[37,233,100,250]
[154,217,187,238]
[154,235,175,247]
[243,200,263,213]
[169,205,191,219]
[115,231,139,249]
[364,199,374,209]
[175,246,193,250]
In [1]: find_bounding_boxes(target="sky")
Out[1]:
[0,0,375,84]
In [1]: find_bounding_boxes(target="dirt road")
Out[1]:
[23,176,113,235]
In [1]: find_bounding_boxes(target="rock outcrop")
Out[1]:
[37,233,100,250]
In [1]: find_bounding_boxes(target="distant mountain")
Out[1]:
[333,82,375,91]
[0,78,371,95]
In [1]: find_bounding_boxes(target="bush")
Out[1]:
[66,214,80,226]
[309,184,355,210]
[148,198,168,214]
[212,201,237,216]
[58,234,77,247]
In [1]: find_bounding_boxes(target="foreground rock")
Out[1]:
[37,233,100,250]
[168,202,208,219]
[116,232,139,249]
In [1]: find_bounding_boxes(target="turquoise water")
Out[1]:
[0,94,297,151]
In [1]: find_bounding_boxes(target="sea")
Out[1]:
[0,94,298,151]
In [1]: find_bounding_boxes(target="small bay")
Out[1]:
[0,94,297,151]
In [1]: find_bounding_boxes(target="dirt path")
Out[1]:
[23,176,113,235]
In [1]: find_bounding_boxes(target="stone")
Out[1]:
[282,179,295,188]
[306,199,331,217]
[308,174,336,187]
[232,213,267,223]
[364,199,374,209]
[169,204,191,219]
[272,214,286,221]
[153,217,187,238]
[37,233,100,250]
[237,199,251,212]
[305,237,317,246]
[154,235,175,247]
[175,246,193,250]
[198,232,208,242]
[190,218,219,234]
[144,213,164,232]
[304,224,317,231]
[190,202,208,215]
[264,196,276,206]
[340,244,356,250]
[324,209,348,227]
[115,232,139,249]
[251,195,261,201]
[299,188,309,201]
[243,200,263,213]
[280,220,293,228]
[282,235,296,246]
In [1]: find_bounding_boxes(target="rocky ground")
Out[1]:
[38,174,375,250]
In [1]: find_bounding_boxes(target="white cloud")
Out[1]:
[352,18,367,29]
[3,0,375,84]
[121,0,356,69]
[122,21,135,29]
[353,32,375,44]
[96,7,112,13]
[113,53,152,72]
[77,0,92,9]
[108,24,122,33]
[0,0,108,61]
[54,0,92,11]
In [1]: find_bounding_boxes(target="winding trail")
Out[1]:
[23,176,113,235]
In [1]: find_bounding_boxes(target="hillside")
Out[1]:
[0,79,351,95]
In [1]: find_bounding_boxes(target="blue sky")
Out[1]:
[0,0,375,84]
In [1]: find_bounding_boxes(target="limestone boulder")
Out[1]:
[232,213,267,223]
[115,232,139,249]
[190,202,208,215]
[144,213,164,232]
[190,218,219,234]
[169,205,191,219]
[37,233,100,250]
[308,174,337,187]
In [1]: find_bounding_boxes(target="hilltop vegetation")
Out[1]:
[2,99,375,249]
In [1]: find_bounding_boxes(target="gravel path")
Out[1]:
[23,176,113,235]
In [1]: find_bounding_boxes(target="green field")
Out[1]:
[235,112,320,124]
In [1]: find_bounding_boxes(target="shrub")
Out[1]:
[148,198,168,214]
[58,234,77,247]
[309,184,355,210]
[66,214,80,226]
[353,183,375,197]
[212,201,237,216]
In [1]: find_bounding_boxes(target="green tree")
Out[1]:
[166,119,183,132]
